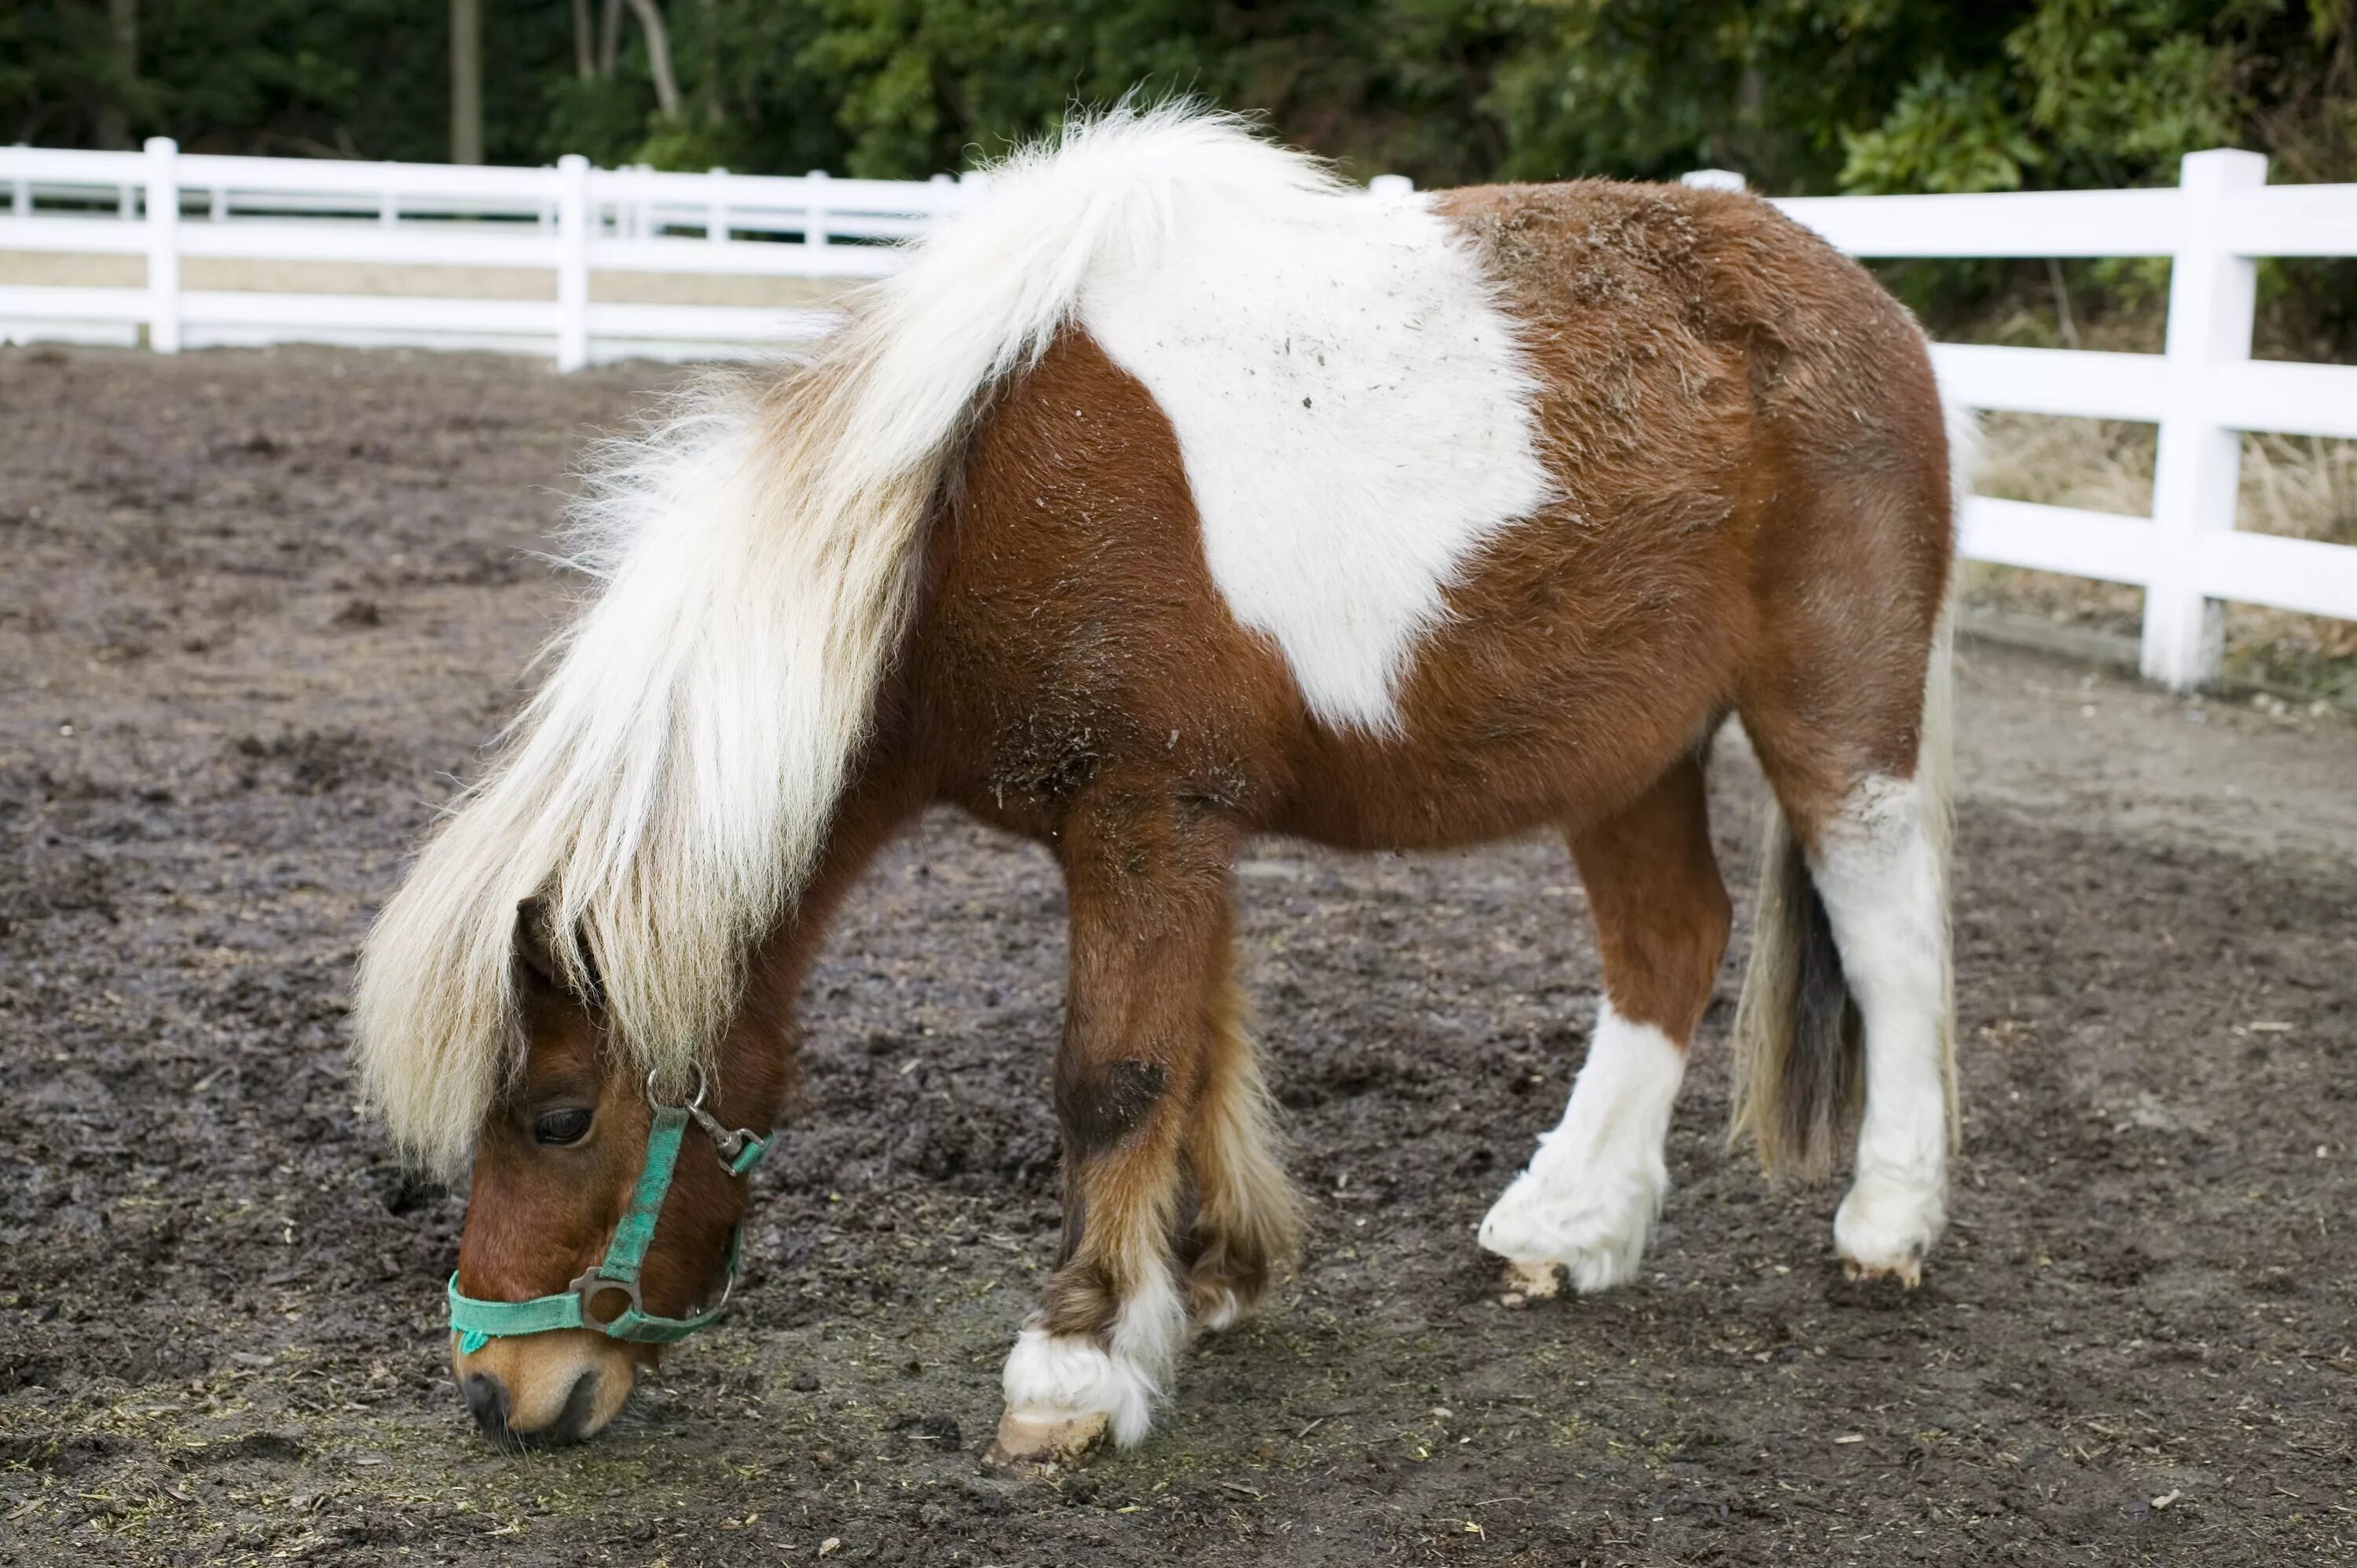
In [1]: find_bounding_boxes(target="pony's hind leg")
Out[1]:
[1181,967,1301,1333]
[1479,754,1731,1295]
[1809,771,1951,1283]
[989,807,1233,1468]
[1736,606,1956,1285]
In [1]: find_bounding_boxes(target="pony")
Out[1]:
[354,105,1961,1464]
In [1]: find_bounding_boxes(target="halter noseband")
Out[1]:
[448,1072,771,1355]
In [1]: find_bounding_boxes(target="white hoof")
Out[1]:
[1834,1169,1945,1286]
[1476,1002,1683,1295]
[995,1269,1181,1456]
[1477,1154,1662,1294]
[985,1408,1109,1471]
[996,1326,1157,1452]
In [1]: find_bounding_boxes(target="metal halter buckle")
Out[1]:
[649,1067,764,1172]
[570,1266,644,1328]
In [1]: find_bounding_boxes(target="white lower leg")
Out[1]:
[997,1261,1183,1453]
[1477,1001,1685,1293]
[1811,777,1951,1280]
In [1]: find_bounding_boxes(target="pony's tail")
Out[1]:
[1727,799,1864,1181]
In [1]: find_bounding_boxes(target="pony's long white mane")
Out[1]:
[355,104,1342,1174]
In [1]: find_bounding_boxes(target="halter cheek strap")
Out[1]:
[448,1095,772,1355]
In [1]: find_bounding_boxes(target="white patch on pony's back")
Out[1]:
[1081,185,1549,731]
[1476,1000,1686,1292]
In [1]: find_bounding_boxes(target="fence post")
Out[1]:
[13,146,31,216]
[1368,173,1414,197]
[555,155,590,372]
[806,168,830,250]
[144,137,181,355]
[707,167,728,243]
[2142,148,2266,690]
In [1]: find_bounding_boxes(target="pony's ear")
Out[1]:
[514,897,605,1006]
[514,897,562,990]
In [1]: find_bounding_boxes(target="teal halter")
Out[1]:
[449,1075,772,1355]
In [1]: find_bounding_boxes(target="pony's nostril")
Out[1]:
[549,1369,602,1445]
[461,1373,510,1438]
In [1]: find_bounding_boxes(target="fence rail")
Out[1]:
[1,140,968,368]
[5,139,2354,688]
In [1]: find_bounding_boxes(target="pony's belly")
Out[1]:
[1266,730,1663,852]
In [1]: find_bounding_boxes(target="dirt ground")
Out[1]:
[2,345,2353,1567]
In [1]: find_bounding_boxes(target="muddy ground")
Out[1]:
[2,345,2353,1567]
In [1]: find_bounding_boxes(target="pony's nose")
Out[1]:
[462,1372,510,1438]
[463,1366,603,1447]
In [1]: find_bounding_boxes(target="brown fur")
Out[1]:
[1179,969,1302,1323]
[1567,753,1733,1039]
[449,177,1952,1438]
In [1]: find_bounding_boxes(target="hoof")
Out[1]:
[1477,1167,1660,1295]
[984,1409,1108,1472]
[1497,1258,1565,1307]
[1840,1255,1923,1289]
[1833,1171,1942,1288]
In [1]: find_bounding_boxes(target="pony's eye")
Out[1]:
[533,1108,594,1145]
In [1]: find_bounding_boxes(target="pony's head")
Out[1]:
[439,903,790,1445]
[355,240,953,1447]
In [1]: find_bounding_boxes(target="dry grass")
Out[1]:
[0,250,860,306]
[1966,413,2357,698]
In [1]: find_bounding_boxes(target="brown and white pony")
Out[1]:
[356,107,1962,1462]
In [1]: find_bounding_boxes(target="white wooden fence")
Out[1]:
[0,139,969,367]
[3,138,2354,689]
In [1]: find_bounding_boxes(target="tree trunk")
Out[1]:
[598,0,625,78]
[94,0,137,148]
[571,0,596,80]
[624,0,683,119]
[450,0,484,164]
[698,0,725,126]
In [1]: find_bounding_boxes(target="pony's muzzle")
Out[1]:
[452,1330,638,1445]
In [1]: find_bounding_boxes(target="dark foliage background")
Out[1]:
[5,2,2354,344]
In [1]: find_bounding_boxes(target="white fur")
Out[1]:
[1809,775,1952,1273]
[1080,173,1549,731]
[1000,1265,1185,1449]
[1477,1002,1686,1291]
[355,105,1452,1173]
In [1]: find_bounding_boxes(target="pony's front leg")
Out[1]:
[988,812,1230,1467]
